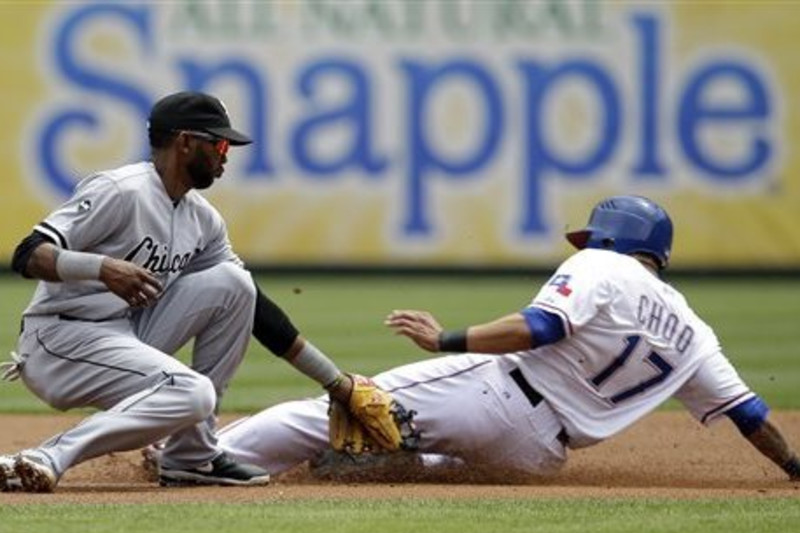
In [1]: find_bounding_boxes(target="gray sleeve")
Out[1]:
[182,203,243,274]
[34,174,125,251]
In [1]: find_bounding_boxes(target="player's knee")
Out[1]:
[218,262,255,295]
[42,393,71,412]
[180,373,217,423]
[209,263,256,305]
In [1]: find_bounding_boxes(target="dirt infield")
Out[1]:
[2,412,799,503]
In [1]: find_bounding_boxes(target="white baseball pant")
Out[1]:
[218,354,567,476]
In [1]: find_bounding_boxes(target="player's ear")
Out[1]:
[175,132,190,154]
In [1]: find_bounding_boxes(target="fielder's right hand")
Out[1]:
[100,258,162,308]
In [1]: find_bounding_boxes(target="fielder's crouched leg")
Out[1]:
[140,372,269,487]
[0,366,218,493]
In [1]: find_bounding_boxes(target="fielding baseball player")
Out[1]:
[0,91,399,493]
[208,196,800,482]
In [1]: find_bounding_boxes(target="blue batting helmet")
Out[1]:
[565,196,673,269]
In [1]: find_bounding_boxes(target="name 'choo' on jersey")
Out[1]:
[511,249,723,448]
[24,162,239,321]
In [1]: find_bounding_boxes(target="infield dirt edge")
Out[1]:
[2,412,798,503]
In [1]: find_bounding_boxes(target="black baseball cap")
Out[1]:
[148,91,252,145]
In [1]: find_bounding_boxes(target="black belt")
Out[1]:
[509,368,569,446]
[58,314,124,323]
[20,315,117,332]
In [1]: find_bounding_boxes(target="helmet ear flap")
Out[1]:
[565,229,591,249]
[600,237,615,249]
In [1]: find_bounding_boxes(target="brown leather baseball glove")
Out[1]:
[329,374,420,454]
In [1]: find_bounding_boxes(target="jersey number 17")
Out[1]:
[589,335,674,404]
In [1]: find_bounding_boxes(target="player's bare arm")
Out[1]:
[461,314,535,353]
[386,309,557,354]
[386,309,535,353]
[16,240,162,308]
[743,417,800,480]
[17,240,60,282]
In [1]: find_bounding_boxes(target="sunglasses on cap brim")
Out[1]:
[177,130,230,156]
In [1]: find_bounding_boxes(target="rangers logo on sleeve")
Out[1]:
[548,274,573,296]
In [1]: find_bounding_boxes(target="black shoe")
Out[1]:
[159,452,270,487]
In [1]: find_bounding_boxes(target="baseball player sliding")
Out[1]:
[0,91,400,493]
[206,196,800,482]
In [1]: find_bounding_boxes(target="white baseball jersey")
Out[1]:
[214,250,757,477]
[26,161,240,320]
[514,248,753,448]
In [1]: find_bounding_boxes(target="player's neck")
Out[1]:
[152,154,190,201]
[631,253,660,277]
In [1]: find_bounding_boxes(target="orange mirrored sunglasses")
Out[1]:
[179,130,230,156]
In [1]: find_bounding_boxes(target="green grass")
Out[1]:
[0,274,798,412]
[1,498,799,533]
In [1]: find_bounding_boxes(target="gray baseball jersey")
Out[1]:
[27,161,240,320]
[14,161,255,475]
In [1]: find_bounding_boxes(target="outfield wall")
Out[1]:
[1,2,798,270]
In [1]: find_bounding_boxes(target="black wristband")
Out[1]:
[782,455,800,479]
[438,330,468,353]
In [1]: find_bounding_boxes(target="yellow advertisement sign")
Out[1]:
[1,1,798,268]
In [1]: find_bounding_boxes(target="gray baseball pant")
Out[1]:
[15,262,255,477]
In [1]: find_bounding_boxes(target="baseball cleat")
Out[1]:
[158,452,270,487]
[14,454,57,493]
[0,454,22,492]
